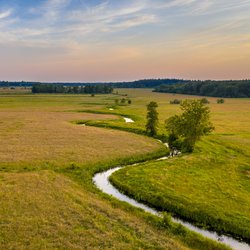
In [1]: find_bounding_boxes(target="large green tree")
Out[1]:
[165,100,214,152]
[146,101,159,136]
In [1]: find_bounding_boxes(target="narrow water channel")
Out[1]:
[123,117,134,123]
[93,164,250,250]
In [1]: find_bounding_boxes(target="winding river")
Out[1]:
[92,117,250,250]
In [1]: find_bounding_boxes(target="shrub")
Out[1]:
[162,212,172,228]
[200,98,210,104]
[170,99,181,104]
[217,99,225,104]
[120,98,126,104]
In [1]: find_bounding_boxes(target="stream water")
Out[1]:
[93,166,249,250]
[123,117,134,123]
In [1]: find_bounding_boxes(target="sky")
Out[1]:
[0,0,250,82]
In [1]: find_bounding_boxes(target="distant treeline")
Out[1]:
[1,79,250,97]
[154,80,250,98]
[0,79,186,88]
[32,84,113,94]
[0,81,89,87]
[0,81,39,87]
[109,79,188,88]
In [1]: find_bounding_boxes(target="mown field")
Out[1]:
[0,90,230,250]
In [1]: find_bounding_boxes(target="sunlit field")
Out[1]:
[0,88,248,249]
[2,0,250,249]
[1,170,191,250]
[107,89,250,241]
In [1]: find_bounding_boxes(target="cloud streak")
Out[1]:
[1,0,250,42]
[0,9,12,19]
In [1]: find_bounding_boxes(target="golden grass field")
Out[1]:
[1,88,247,249]
[0,109,161,169]
[0,170,190,250]
[0,91,196,250]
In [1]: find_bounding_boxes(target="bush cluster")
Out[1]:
[170,99,181,104]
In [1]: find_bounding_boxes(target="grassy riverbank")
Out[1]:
[111,135,250,241]
[0,91,230,249]
[106,89,250,242]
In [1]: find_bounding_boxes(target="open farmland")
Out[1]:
[1,170,189,250]
[102,89,250,242]
[0,91,232,250]
[2,0,250,249]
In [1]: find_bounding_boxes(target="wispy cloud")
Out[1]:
[0,9,12,19]
[0,0,249,44]
[0,0,250,81]
[1,1,158,41]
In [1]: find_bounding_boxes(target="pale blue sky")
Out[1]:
[0,0,250,81]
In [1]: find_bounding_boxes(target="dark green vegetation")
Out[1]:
[217,99,225,104]
[110,79,188,88]
[146,101,159,136]
[32,83,113,94]
[0,90,230,250]
[166,100,214,152]
[3,78,250,98]
[0,79,186,88]
[154,80,250,98]
[170,99,182,104]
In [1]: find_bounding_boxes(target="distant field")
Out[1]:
[113,89,250,134]
[0,87,31,94]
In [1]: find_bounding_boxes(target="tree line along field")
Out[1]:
[0,88,248,249]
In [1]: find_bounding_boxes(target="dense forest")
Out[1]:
[0,79,185,88]
[154,80,250,98]
[0,81,87,87]
[32,84,113,94]
[1,79,250,97]
[109,79,188,88]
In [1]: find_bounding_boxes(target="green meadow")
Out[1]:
[109,89,250,241]
[1,88,249,249]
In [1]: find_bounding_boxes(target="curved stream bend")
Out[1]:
[92,136,249,249]
[83,115,249,250]
[93,162,249,250]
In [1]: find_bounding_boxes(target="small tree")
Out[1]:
[146,101,159,136]
[120,98,126,104]
[217,99,225,104]
[165,100,214,152]
[200,98,210,104]
[170,99,181,105]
